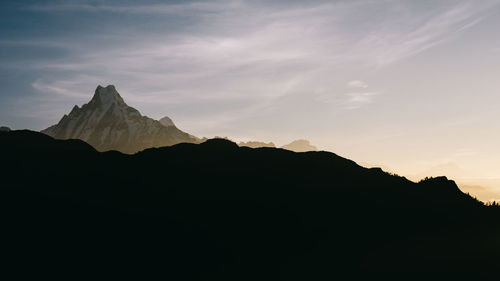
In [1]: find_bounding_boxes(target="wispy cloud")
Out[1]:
[29,1,241,14]
[347,80,368,89]
[32,79,89,99]
[343,80,379,109]
[351,1,497,67]
[11,0,498,132]
[344,92,379,109]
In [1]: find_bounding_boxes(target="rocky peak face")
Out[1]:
[159,116,175,127]
[90,85,126,109]
[41,85,199,153]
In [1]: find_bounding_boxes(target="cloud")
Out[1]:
[349,1,497,67]
[344,92,378,109]
[347,80,368,89]
[32,79,89,99]
[11,0,498,131]
[344,80,378,109]
[28,1,241,15]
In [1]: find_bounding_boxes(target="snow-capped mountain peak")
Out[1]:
[91,85,126,109]
[41,85,199,153]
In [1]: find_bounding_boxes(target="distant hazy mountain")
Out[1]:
[238,141,276,148]
[41,85,199,153]
[0,126,10,132]
[281,139,317,152]
[198,138,316,151]
[237,139,317,151]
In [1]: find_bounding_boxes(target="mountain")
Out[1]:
[159,116,175,127]
[281,139,317,152]
[2,129,499,279]
[41,85,199,153]
[0,126,10,132]
[238,140,276,148]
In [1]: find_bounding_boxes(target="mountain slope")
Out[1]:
[1,130,499,279]
[41,85,199,153]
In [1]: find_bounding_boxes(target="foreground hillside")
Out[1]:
[1,130,500,279]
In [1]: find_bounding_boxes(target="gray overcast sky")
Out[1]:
[2,0,500,198]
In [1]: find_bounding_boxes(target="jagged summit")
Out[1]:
[90,85,126,108]
[159,116,175,127]
[41,85,199,153]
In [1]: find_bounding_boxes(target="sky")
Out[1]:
[1,0,500,200]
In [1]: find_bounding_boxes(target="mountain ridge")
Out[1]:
[1,129,498,279]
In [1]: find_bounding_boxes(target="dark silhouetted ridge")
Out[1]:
[1,129,96,153]
[200,138,239,150]
[1,130,499,280]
